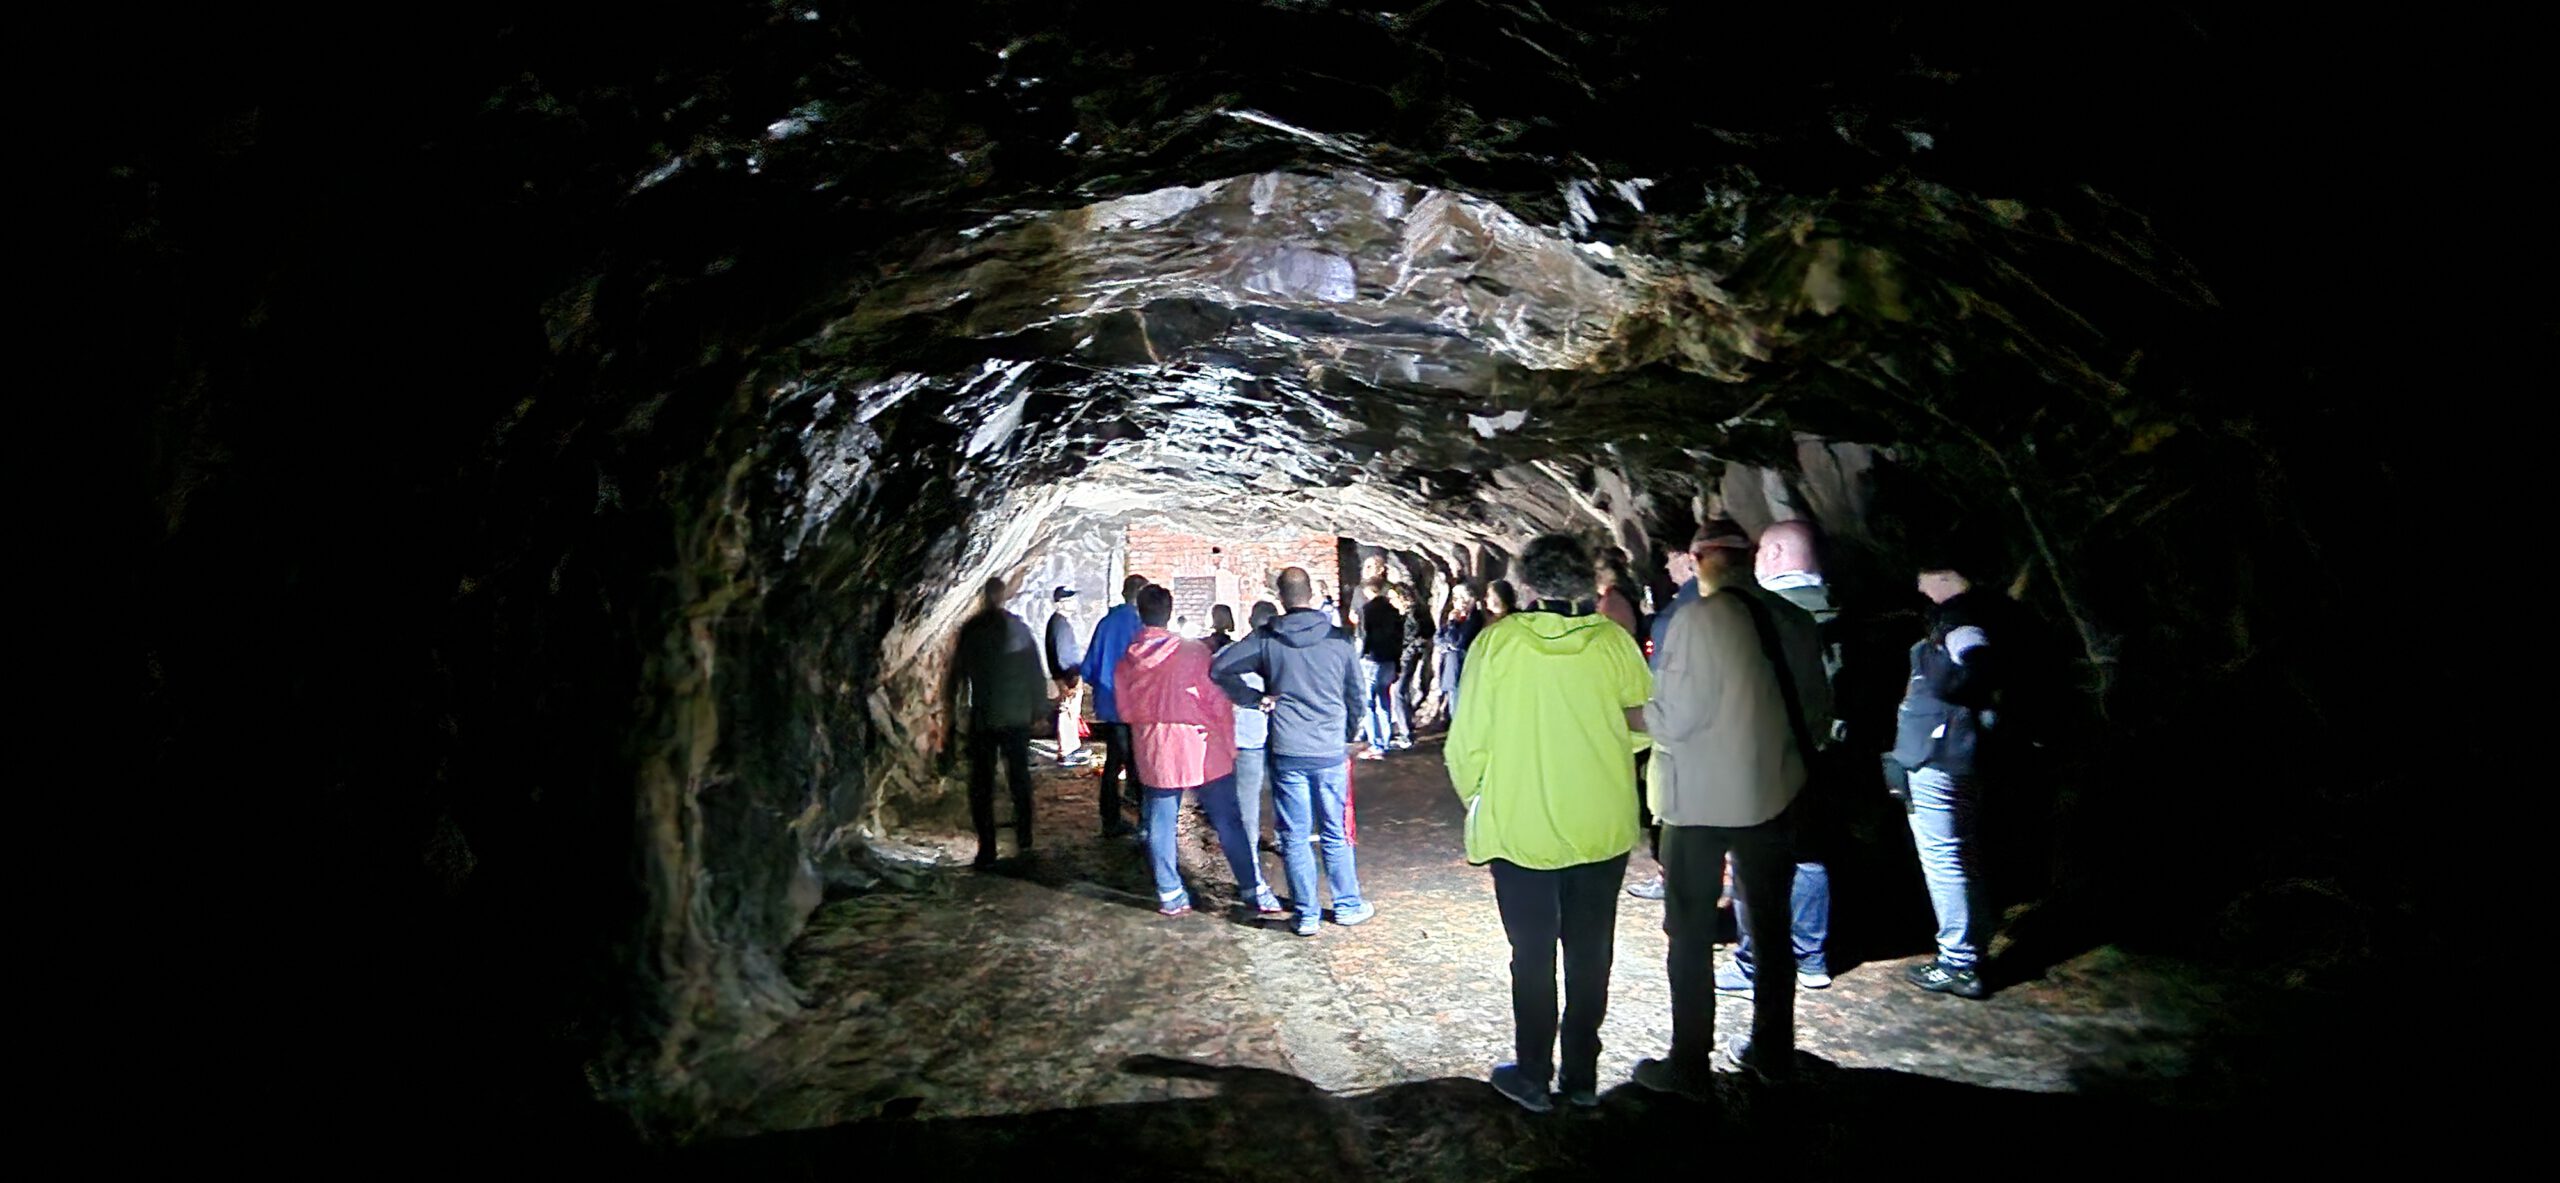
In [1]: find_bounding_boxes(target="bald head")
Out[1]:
[1756,519,1821,580]
[1276,566,1315,609]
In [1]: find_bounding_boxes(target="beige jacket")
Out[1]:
[1642,587,1828,827]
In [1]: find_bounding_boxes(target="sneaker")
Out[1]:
[1628,1057,1713,1101]
[1714,961,1755,997]
[1730,1039,1795,1083]
[1557,1075,1600,1109]
[1488,1063,1555,1114]
[1291,914,1321,938]
[1905,959,1989,999]
[1253,891,1288,917]
[1625,876,1666,901]
[1797,967,1833,990]
[1331,901,1377,926]
[1158,900,1192,918]
[1355,749,1386,761]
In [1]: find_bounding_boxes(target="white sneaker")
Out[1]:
[1799,968,1834,990]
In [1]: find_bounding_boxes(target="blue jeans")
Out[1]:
[1143,774,1257,912]
[1360,657,1408,746]
[1233,749,1273,894]
[1734,859,1832,977]
[1272,759,1365,921]
[1907,767,1986,968]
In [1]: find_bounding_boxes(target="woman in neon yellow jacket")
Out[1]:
[1443,534,1652,1114]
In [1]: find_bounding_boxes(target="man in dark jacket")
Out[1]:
[1892,558,2001,999]
[949,578,1051,867]
[1044,587,1089,768]
[1358,581,1411,754]
[1212,567,1374,937]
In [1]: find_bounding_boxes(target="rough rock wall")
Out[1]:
[116,2,2497,1146]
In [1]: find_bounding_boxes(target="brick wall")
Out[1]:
[1122,527,1342,626]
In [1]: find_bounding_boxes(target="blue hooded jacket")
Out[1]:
[1080,601,1145,722]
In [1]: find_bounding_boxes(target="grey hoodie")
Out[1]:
[1210,608,1365,761]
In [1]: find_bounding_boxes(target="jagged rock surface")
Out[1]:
[120,3,2462,1141]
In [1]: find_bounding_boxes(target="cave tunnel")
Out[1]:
[117,3,2510,1174]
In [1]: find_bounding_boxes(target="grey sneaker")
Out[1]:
[1489,1063,1554,1113]
[1625,876,1666,900]
[1730,1039,1795,1083]
[1628,1057,1713,1101]
[1715,961,1755,997]
[1291,913,1321,938]
[1797,966,1834,990]
[1331,900,1377,926]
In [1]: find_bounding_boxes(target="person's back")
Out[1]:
[1211,567,1373,936]
[1648,591,1805,826]
[948,581,1047,867]
[1117,626,1235,791]
[1046,606,1083,679]
[1360,592,1404,665]
[957,606,1048,729]
[1447,607,1652,869]
[1236,608,1360,756]
[1442,533,1652,1113]
[1117,585,1257,917]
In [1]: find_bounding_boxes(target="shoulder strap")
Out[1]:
[1724,590,1818,766]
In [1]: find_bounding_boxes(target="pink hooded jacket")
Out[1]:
[1114,627,1237,789]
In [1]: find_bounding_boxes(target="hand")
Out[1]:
[1258,695,1278,713]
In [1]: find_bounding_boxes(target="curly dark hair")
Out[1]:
[1517,533,1595,603]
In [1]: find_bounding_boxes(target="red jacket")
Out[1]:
[1115,627,1236,789]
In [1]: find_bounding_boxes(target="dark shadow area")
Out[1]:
[663,1051,2409,1180]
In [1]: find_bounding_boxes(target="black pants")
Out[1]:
[1098,722,1144,828]
[1661,810,1796,1071]
[968,724,1034,859]
[1490,853,1630,1091]
[1634,749,1659,858]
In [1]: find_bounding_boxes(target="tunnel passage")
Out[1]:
[118,3,2492,1158]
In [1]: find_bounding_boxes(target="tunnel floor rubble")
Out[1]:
[681,738,2367,1175]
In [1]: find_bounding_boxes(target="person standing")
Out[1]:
[1892,556,2001,1000]
[1211,567,1374,937]
[1225,601,1286,910]
[1208,603,1239,653]
[1723,519,1844,995]
[946,578,1050,868]
[1634,518,1824,1091]
[1358,579,1411,755]
[1433,583,1483,721]
[1081,573,1151,839]
[1044,587,1089,768]
[1445,534,1652,1112]
[1624,542,1703,901]
[1116,586,1265,917]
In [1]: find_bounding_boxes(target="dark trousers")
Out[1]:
[1662,811,1796,1070]
[1098,722,1144,827]
[1490,853,1630,1091]
[1633,749,1659,858]
[967,724,1034,858]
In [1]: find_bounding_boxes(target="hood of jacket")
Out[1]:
[1501,610,1625,655]
[1271,607,1339,648]
[1123,626,1187,671]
